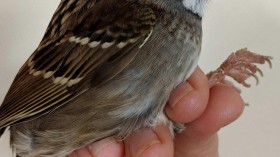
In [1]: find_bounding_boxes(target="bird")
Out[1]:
[0,0,208,156]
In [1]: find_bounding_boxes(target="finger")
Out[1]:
[173,84,244,157]
[70,138,124,157]
[187,84,245,137]
[125,125,173,157]
[165,67,209,123]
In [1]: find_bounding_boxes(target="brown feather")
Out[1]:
[0,1,155,129]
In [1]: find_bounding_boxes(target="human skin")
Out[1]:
[69,67,245,157]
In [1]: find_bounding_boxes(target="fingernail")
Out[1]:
[168,82,193,109]
[129,128,161,157]
[88,137,116,156]
[69,152,78,157]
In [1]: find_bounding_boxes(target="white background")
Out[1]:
[0,0,279,156]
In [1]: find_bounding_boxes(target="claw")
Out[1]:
[242,81,251,88]
[251,73,259,85]
[238,48,248,52]
[207,48,272,89]
[264,56,273,68]
[256,68,263,77]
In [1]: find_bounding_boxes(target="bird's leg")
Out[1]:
[207,48,273,89]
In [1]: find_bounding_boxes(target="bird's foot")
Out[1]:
[207,48,272,89]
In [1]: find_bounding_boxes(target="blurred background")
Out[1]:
[0,0,279,156]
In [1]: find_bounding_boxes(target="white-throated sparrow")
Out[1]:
[0,0,208,156]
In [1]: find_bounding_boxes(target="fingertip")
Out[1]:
[92,141,124,157]
[125,125,173,157]
[166,67,209,123]
[168,81,194,108]
[210,84,245,127]
[188,67,209,97]
[187,84,245,136]
[153,125,173,146]
[165,90,208,123]
[72,138,124,157]
[140,125,174,157]
[69,151,78,157]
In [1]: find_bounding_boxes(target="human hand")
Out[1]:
[69,67,244,157]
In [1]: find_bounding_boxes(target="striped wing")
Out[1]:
[0,0,155,129]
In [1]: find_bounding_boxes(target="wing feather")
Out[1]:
[0,1,156,129]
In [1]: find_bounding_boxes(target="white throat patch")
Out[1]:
[182,0,206,17]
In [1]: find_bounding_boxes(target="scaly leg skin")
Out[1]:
[207,48,273,89]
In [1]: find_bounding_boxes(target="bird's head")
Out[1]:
[137,0,208,17]
[181,0,208,17]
